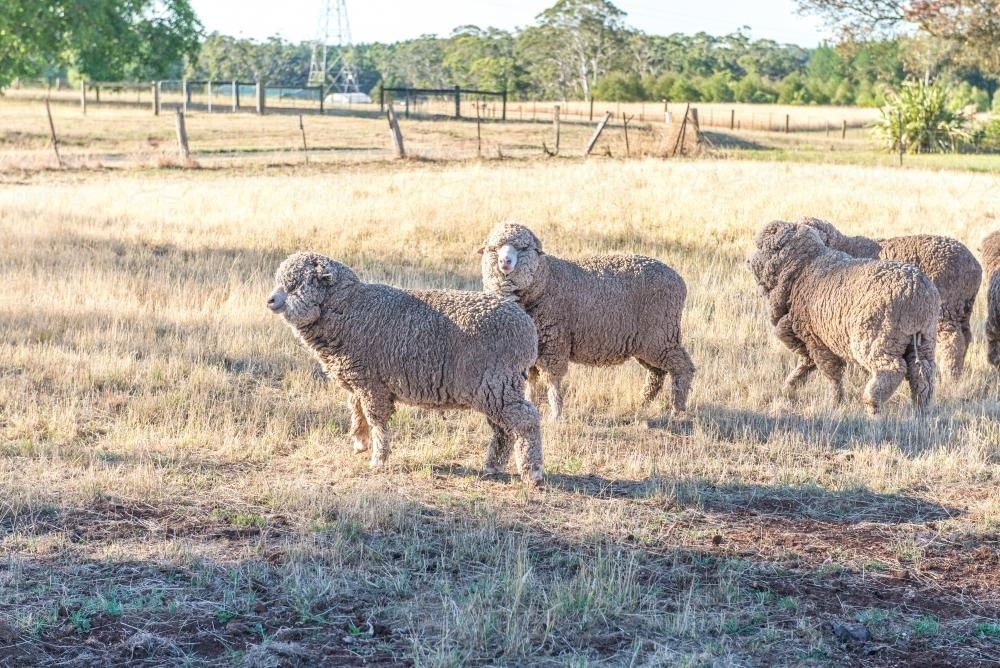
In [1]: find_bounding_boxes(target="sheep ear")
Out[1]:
[476,245,485,256]
[315,258,337,283]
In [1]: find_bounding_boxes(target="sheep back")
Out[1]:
[273,252,538,410]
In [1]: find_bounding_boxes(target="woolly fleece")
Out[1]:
[750,221,940,415]
[268,251,543,484]
[480,222,695,423]
[800,217,980,379]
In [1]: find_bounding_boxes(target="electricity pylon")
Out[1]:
[307,0,361,95]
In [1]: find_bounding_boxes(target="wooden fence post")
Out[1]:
[841,119,847,139]
[80,81,87,115]
[256,80,265,114]
[501,90,507,121]
[152,81,160,115]
[208,80,213,112]
[730,109,735,130]
[554,105,561,154]
[232,80,238,112]
[785,114,790,133]
[387,102,406,158]
[584,111,613,156]
[318,85,324,114]
[175,108,190,162]
[454,85,461,119]
[45,98,65,168]
[182,79,189,112]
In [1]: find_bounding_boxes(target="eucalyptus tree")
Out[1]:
[529,0,629,102]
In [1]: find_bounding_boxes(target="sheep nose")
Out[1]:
[267,292,285,311]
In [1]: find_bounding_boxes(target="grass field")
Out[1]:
[1,100,1000,666]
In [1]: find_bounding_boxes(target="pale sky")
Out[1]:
[189,1,831,47]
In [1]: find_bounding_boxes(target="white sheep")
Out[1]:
[267,251,544,485]
[480,222,695,425]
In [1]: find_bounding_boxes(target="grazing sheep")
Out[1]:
[982,230,1000,368]
[800,217,981,379]
[479,222,695,424]
[749,220,940,415]
[267,251,543,485]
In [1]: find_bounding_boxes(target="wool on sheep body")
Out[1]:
[799,217,980,379]
[982,230,1000,368]
[268,251,543,485]
[480,222,695,424]
[750,221,940,415]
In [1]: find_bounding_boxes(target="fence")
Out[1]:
[72,79,363,115]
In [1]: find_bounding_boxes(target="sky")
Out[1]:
[189,1,832,48]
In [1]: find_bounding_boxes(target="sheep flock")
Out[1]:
[269,218,994,486]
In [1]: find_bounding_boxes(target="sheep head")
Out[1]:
[479,222,545,297]
[798,216,880,257]
[982,230,1000,276]
[749,220,827,324]
[267,251,358,328]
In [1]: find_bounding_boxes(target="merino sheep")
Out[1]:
[267,251,543,485]
[799,217,980,379]
[749,220,940,415]
[479,222,695,425]
[982,230,1000,367]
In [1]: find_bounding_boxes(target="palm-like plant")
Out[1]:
[875,79,971,153]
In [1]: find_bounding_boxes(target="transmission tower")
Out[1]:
[307,0,361,95]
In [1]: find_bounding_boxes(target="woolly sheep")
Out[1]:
[982,230,1000,368]
[267,251,543,485]
[799,217,981,379]
[749,220,940,415]
[479,222,695,425]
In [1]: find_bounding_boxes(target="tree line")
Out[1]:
[3,0,999,112]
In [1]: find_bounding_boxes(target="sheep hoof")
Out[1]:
[368,457,387,470]
[521,470,543,487]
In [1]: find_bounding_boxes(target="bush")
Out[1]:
[874,79,970,153]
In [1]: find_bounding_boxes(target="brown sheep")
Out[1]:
[800,217,981,379]
[982,230,1000,368]
[749,221,940,415]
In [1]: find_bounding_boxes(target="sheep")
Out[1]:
[267,251,543,485]
[479,221,695,425]
[799,217,981,379]
[982,230,1000,368]
[749,220,940,415]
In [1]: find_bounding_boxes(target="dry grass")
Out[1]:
[1,101,1000,666]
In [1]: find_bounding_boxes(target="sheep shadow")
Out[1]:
[692,402,971,455]
[541,472,959,525]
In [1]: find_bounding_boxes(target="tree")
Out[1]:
[533,0,629,101]
[0,0,201,88]
[443,26,524,93]
[796,0,1000,77]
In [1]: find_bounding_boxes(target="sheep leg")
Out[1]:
[637,360,665,406]
[536,365,565,422]
[905,335,936,413]
[809,347,846,405]
[495,397,543,486]
[936,321,966,380]
[358,392,394,468]
[784,357,816,392]
[483,418,514,475]
[861,356,907,416]
[348,393,371,454]
[638,345,695,419]
[525,366,541,405]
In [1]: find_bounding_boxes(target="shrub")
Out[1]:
[874,79,970,153]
